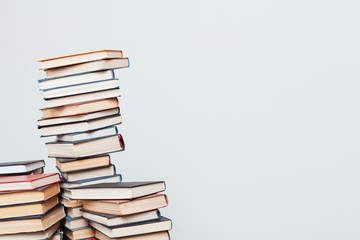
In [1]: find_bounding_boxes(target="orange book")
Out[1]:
[38,50,123,70]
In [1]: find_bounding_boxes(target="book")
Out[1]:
[90,217,172,238]
[0,183,60,207]
[39,70,114,90]
[56,126,118,142]
[46,135,124,158]
[63,216,89,230]
[45,88,120,108]
[62,181,165,200]
[82,194,168,216]
[39,113,122,137]
[38,108,119,127]
[0,195,58,220]
[66,206,83,218]
[40,98,119,119]
[64,226,94,240]
[0,222,60,240]
[95,230,170,240]
[0,204,65,234]
[39,50,124,70]
[0,173,60,192]
[49,230,63,240]
[62,165,116,182]
[56,154,111,172]
[44,58,129,79]
[60,174,121,189]
[42,78,119,99]
[59,196,82,208]
[82,210,160,227]
[0,160,45,175]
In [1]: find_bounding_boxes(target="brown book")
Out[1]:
[83,194,168,216]
[40,98,119,119]
[0,222,60,240]
[64,227,94,239]
[0,183,59,207]
[0,195,58,219]
[56,155,110,173]
[95,231,170,240]
[0,205,65,235]
[60,196,82,208]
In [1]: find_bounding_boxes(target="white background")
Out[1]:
[1,0,360,239]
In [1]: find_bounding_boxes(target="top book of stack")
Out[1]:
[38,50,129,79]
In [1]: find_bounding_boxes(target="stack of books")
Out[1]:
[37,50,128,240]
[37,50,172,240]
[0,161,64,239]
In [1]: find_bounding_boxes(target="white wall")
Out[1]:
[1,0,360,239]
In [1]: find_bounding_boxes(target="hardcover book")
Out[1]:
[0,222,61,240]
[0,195,58,220]
[62,181,165,200]
[44,87,120,108]
[61,165,116,182]
[44,58,129,79]
[39,113,122,137]
[0,173,60,192]
[46,135,125,158]
[42,78,119,99]
[94,231,170,240]
[56,154,111,172]
[56,126,118,142]
[82,194,168,216]
[0,160,45,175]
[39,70,115,90]
[82,210,160,227]
[38,50,124,70]
[40,98,119,119]
[0,183,60,207]
[0,204,65,235]
[60,174,122,189]
[90,217,172,238]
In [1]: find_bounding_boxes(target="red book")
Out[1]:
[0,173,60,192]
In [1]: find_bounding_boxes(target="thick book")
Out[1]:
[39,70,114,90]
[63,216,89,230]
[42,78,119,99]
[62,181,165,200]
[44,88,120,108]
[0,204,65,235]
[83,194,168,216]
[38,50,124,70]
[46,135,124,158]
[66,206,83,218]
[62,165,116,182]
[0,160,45,175]
[60,174,121,189]
[49,230,63,240]
[38,108,119,127]
[0,195,58,220]
[64,226,94,240]
[56,154,111,172]
[0,183,60,207]
[40,98,119,119]
[56,126,118,142]
[0,222,60,240]
[82,209,160,227]
[44,58,129,79]
[39,113,122,137]
[90,217,172,238]
[0,173,60,192]
[95,231,170,240]
[59,196,83,208]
